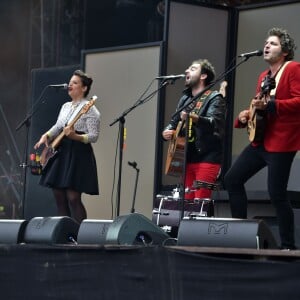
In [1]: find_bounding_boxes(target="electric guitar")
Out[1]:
[247,76,276,142]
[40,95,98,170]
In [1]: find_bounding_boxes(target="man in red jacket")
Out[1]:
[224,28,300,250]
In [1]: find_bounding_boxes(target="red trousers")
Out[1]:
[184,162,221,200]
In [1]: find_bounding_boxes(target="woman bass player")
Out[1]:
[34,70,100,223]
[224,28,300,250]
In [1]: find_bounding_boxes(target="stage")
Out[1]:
[1,244,300,300]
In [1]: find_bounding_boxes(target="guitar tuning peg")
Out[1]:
[91,95,97,101]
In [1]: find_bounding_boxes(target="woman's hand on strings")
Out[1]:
[63,125,75,137]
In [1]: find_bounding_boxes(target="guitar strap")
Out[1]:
[188,90,220,141]
[191,90,212,115]
[270,61,291,97]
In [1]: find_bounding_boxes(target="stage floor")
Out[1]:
[1,244,300,300]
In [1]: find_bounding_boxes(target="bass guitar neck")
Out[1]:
[40,95,97,169]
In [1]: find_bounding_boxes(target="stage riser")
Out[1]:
[1,245,300,299]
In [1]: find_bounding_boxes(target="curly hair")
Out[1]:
[267,27,297,61]
[192,59,216,85]
[73,69,93,97]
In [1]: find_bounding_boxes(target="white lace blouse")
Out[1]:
[47,99,100,143]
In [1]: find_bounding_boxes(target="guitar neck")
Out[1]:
[50,130,66,149]
[174,120,184,138]
[46,96,97,151]
[50,106,86,149]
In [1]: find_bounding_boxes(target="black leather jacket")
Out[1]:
[164,89,226,163]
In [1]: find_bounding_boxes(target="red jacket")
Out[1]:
[234,61,300,152]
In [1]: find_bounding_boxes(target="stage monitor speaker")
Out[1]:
[177,217,278,249]
[77,219,113,244]
[105,213,170,246]
[0,220,28,244]
[23,216,80,244]
[255,210,300,249]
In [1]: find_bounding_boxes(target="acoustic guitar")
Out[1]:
[164,119,186,177]
[219,80,227,98]
[247,76,276,142]
[165,81,227,177]
[40,95,98,170]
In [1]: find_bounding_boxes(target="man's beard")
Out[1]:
[185,74,200,89]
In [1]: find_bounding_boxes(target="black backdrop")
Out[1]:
[1,245,300,300]
[24,65,80,220]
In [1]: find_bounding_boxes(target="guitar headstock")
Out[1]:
[89,95,98,104]
[81,95,98,114]
[219,81,227,98]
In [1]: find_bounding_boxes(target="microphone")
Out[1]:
[48,83,68,89]
[128,161,137,168]
[238,50,263,58]
[156,74,185,80]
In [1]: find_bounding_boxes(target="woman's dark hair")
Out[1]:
[268,27,297,61]
[73,69,93,97]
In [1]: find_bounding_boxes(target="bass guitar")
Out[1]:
[40,95,98,170]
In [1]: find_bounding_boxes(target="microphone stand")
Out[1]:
[128,161,140,213]
[171,56,251,120]
[170,56,251,220]
[15,85,58,218]
[109,79,177,217]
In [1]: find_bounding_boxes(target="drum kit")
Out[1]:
[152,180,219,235]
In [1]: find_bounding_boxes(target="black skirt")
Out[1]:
[39,137,99,195]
